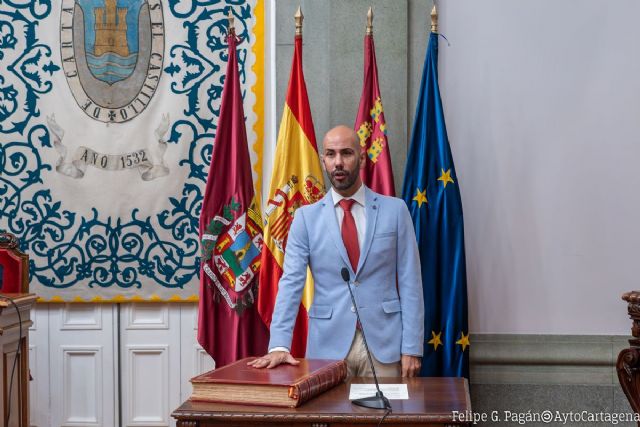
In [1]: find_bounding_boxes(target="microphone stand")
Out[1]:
[341,268,391,411]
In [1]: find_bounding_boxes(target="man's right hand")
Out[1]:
[246,351,300,369]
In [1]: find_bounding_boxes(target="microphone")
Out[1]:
[341,267,391,411]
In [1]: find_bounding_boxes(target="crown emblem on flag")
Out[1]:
[264,175,324,255]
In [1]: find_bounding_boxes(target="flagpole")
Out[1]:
[295,6,303,36]
[366,6,373,35]
[431,4,438,33]
[228,9,235,34]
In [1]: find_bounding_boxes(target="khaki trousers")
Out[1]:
[345,329,401,378]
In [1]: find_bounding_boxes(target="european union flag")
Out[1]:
[401,32,469,378]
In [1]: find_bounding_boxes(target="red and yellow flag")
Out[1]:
[354,32,395,196]
[257,33,324,357]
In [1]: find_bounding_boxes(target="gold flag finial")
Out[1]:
[366,6,373,35]
[430,4,438,33]
[294,6,303,36]
[228,9,235,33]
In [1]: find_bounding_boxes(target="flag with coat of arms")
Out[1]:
[197,19,268,367]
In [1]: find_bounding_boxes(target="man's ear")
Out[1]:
[320,154,327,172]
[359,150,366,170]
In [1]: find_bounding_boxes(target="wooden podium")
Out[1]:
[0,294,36,427]
[173,377,471,427]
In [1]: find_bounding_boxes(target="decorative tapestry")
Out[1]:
[0,0,265,302]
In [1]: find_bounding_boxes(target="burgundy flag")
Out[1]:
[354,31,395,196]
[197,22,268,367]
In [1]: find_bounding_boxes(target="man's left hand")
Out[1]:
[401,355,421,377]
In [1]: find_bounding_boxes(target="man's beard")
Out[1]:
[329,166,359,191]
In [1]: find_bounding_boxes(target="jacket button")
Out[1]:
[351,306,356,313]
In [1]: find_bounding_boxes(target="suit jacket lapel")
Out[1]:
[356,187,378,276]
[321,192,353,275]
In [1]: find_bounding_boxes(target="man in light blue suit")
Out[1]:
[249,126,424,377]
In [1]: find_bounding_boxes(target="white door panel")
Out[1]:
[29,302,206,427]
[120,304,181,427]
[179,303,214,403]
[49,304,117,427]
[30,304,50,427]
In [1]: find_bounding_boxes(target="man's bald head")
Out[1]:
[323,125,360,152]
[321,125,365,196]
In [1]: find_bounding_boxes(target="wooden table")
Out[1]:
[172,377,471,426]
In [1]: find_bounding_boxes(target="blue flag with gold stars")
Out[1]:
[401,32,469,378]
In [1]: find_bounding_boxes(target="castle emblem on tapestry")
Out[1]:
[60,0,164,123]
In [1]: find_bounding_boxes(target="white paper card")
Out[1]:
[348,384,409,400]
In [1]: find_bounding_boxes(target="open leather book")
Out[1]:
[190,357,347,408]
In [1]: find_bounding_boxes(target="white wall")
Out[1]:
[438,0,640,334]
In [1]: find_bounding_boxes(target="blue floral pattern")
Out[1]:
[0,0,257,299]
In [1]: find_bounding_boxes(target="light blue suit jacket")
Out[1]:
[268,187,424,363]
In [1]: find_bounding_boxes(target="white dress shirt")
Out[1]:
[269,184,367,354]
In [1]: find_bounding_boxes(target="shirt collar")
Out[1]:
[331,184,366,207]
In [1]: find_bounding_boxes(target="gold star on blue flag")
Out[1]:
[428,331,443,350]
[456,332,470,352]
[401,30,469,379]
[413,188,428,207]
[437,169,454,188]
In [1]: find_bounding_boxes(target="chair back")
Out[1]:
[0,233,29,293]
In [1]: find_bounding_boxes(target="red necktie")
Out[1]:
[339,199,360,272]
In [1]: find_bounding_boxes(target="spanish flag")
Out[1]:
[257,28,324,357]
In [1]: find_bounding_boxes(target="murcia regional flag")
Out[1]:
[257,30,324,357]
[354,24,395,196]
[0,0,265,301]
